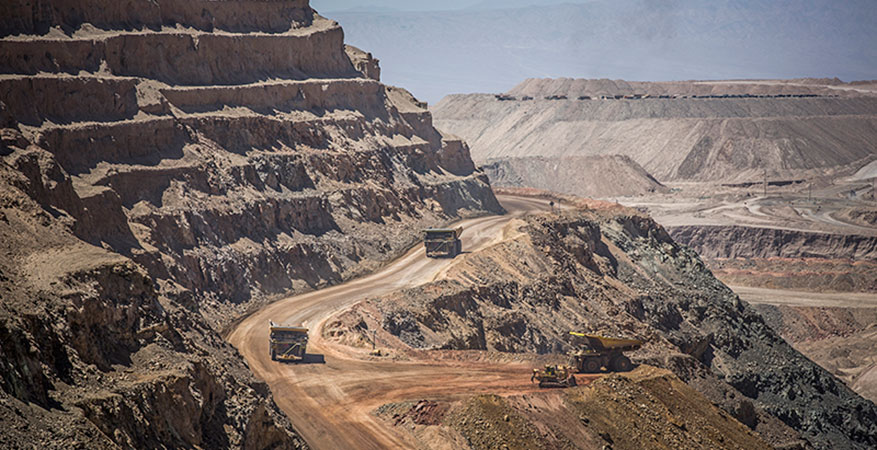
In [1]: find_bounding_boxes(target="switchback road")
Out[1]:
[228,195,570,449]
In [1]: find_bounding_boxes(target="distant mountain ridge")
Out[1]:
[506,77,877,98]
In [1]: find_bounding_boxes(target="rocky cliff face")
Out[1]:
[0,0,498,447]
[333,204,877,449]
[668,225,877,293]
[432,79,877,183]
[0,177,306,449]
[669,225,877,260]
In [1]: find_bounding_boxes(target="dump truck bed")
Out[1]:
[423,226,463,239]
[269,324,308,333]
[570,332,644,351]
[423,226,463,258]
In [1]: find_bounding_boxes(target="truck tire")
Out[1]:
[271,350,276,361]
[583,358,601,373]
[455,239,461,256]
[612,355,632,372]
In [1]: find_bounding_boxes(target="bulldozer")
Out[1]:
[269,321,308,362]
[423,227,462,258]
[568,332,643,373]
[531,365,577,388]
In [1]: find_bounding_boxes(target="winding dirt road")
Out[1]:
[227,195,565,449]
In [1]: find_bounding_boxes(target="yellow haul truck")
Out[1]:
[568,332,643,373]
[269,321,308,362]
[423,227,462,258]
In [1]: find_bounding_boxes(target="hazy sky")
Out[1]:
[311,0,595,12]
[311,1,877,103]
[311,0,477,11]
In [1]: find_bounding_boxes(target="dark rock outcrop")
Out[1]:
[339,206,877,449]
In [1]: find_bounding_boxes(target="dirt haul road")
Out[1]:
[731,285,877,308]
[228,195,576,449]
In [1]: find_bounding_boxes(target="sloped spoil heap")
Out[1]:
[433,78,877,183]
[482,155,668,198]
[333,202,877,449]
[0,0,498,448]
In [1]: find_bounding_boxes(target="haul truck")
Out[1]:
[269,321,308,362]
[568,332,643,373]
[423,227,462,258]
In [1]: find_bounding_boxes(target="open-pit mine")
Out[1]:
[1,1,876,450]
[434,77,877,444]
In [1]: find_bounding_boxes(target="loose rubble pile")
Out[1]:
[374,366,772,450]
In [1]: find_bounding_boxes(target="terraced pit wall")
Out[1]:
[0,0,499,447]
